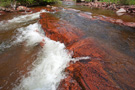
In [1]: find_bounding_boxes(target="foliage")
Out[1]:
[100,0,135,5]
[0,0,11,7]
[0,0,59,7]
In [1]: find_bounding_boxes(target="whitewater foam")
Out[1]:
[12,22,72,90]
[0,9,47,31]
[0,23,44,52]
[0,9,47,51]
[0,9,90,90]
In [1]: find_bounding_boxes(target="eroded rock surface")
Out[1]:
[40,13,84,46]
[39,12,131,90]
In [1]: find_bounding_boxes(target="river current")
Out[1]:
[0,2,135,90]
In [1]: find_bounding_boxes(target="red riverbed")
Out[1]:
[0,5,135,90]
[39,11,135,90]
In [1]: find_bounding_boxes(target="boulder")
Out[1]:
[116,8,126,13]
[124,22,135,27]
[115,19,123,24]
[116,12,124,16]
[51,6,58,11]
[17,6,30,11]
[46,5,51,8]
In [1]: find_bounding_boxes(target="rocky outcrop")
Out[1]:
[58,60,120,90]
[39,12,124,90]
[39,13,84,46]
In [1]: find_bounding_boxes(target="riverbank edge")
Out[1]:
[77,2,135,14]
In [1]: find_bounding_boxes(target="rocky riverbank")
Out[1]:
[77,2,135,14]
[0,6,31,14]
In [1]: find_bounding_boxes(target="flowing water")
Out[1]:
[0,2,135,90]
[0,10,73,90]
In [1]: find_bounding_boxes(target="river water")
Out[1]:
[0,2,135,90]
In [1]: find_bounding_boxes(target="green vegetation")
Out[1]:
[0,0,11,7]
[0,0,135,7]
[100,0,135,5]
[0,0,59,7]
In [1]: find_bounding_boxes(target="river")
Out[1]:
[0,1,135,90]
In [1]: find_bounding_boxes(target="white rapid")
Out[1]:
[12,22,72,90]
[0,9,47,51]
[0,10,90,90]
[0,10,47,31]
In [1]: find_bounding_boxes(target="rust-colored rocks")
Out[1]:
[79,13,92,19]
[59,37,121,90]
[67,38,106,58]
[115,19,123,25]
[39,9,135,90]
[78,12,135,27]
[58,76,82,90]
[39,12,122,90]
[40,13,84,46]
[17,6,30,12]
[124,22,135,27]
[58,60,120,90]
[77,2,135,14]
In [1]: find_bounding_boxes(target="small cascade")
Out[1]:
[12,23,72,90]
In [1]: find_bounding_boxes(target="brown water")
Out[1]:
[0,2,135,90]
[0,12,41,90]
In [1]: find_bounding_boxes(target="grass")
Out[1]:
[100,0,135,5]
